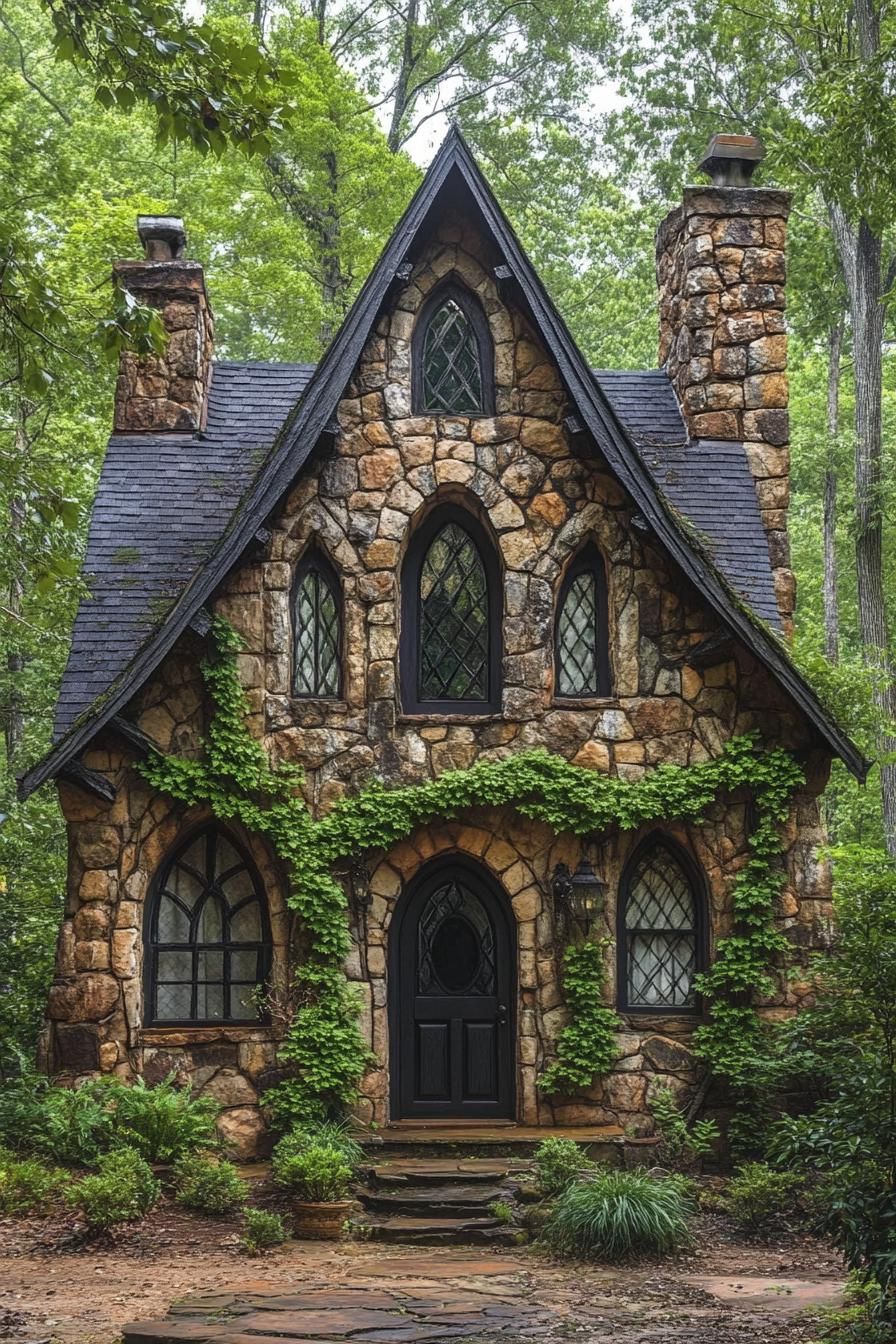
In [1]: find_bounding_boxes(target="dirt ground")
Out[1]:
[0,1199,845,1344]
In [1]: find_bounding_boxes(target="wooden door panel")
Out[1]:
[415,1021,450,1099]
[463,1021,497,1100]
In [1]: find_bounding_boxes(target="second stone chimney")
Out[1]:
[656,135,794,631]
[113,216,213,433]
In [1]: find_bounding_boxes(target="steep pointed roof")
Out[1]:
[19,127,866,797]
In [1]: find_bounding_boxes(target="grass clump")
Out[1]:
[533,1137,593,1196]
[69,1148,160,1231]
[541,1169,692,1260]
[173,1153,248,1214]
[719,1162,805,1237]
[240,1207,289,1255]
[0,1151,68,1215]
[272,1119,364,1170]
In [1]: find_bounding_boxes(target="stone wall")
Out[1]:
[113,258,214,433]
[47,205,834,1150]
[656,185,795,631]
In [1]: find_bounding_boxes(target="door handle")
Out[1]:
[496,1003,508,1024]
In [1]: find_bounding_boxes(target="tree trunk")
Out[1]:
[823,318,843,663]
[3,415,27,767]
[387,0,419,152]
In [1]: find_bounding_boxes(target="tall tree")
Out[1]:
[614,0,896,849]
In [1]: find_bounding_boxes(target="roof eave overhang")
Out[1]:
[18,128,868,798]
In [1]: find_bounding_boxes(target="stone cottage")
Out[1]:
[20,129,864,1157]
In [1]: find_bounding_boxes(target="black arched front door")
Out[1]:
[391,858,515,1120]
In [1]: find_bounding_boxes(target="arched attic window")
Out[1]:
[401,505,501,714]
[412,284,494,415]
[292,548,342,697]
[146,827,271,1024]
[555,544,611,698]
[617,838,705,1013]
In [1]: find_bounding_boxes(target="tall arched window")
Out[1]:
[293,549,342,697]
[401,505,501,714]
[555,544,611,698]
[146,827,271,1025]
[617,838,704,1013]
[412,284,494,415]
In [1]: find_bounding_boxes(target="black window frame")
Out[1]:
[401,504,502,715]
[616,835,707,1017]
[412,281,495,417]
[554,543,612,699]
[144,825,272,1027]
[291,546,343,699]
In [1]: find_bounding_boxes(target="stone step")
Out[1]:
[352,1212,522,1246]
[362,1123,624,1162]
[359,1180,515,1217]
[365,1157,529,1185]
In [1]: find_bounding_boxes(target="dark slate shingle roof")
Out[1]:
[54,359,777,740]
[53,361,314,739]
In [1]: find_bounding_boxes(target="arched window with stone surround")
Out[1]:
[292,547,342,698]
[412,283,494,416]
[617,837,705,1013]
[401,504,501,714]
[145,827,271,1025]
[555,544,611,698]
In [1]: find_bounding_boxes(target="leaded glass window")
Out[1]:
[421,298,484,413]
[293,553,341,697]
[417,878,497,996]
[621,843,700,1010]
[147,828,270,1024]
[419,522,489,702]
[556,547,611,697]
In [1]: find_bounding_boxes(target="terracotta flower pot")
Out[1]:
[291,1197,354,1240]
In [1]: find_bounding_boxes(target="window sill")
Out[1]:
[138,1024,277,1045]
[551,696,618,710]
[397,712,515,726]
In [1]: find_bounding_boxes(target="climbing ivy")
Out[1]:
[140,618,805,1119]
[539,942,621,1096]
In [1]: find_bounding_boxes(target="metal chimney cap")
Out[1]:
[698,133,765,188]
[137,215,187,261]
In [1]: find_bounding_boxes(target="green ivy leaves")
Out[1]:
[140,618,805,1116]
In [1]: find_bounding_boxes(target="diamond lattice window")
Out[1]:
[558,572,599,694]
[293,556,341,697]
[419,522,489,701]
[149,829,270,1024]
[624,845,698,1008]
[422,299,484,413]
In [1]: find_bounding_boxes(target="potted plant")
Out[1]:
[272,1141,354,1239]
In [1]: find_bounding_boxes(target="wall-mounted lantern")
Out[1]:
[551,854,607,938]
[348,857,372,914]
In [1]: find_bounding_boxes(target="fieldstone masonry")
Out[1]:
[656,185,795,631]
[44,187,835,1156]
[113,222,214,434]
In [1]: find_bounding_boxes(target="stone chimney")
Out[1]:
[656,135,794,631]
[113,216,213,433]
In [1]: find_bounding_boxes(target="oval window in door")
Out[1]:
[417,878,496,996]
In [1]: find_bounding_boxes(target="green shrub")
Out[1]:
[720,1162,805,1237]
[173,1153,248,1214]
[102,1075,220,1163]
[240,1207,289,1255]
[649,1088,719,1170]
[70,1148,160,1231]
[0,1075,113,1165]
[272,1142,353,1201]
[533,1138,592,1195]
[542,1170,692,1260]
[272,1119,364,1170]
[0,1155,68,1215]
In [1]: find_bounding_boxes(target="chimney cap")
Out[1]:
[698,133,765,188]
[137,215,187,261]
